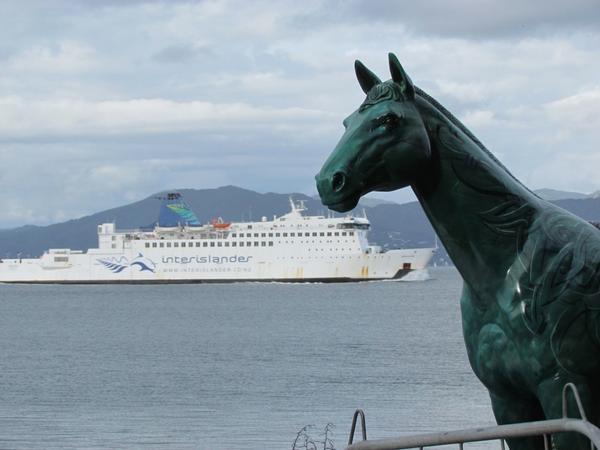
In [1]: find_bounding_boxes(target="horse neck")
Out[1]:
[411,93,541,289]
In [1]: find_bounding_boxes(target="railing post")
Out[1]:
[348,409,367,445]
[562,383,588,421]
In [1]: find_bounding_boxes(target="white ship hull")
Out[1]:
[0,247,434,284]
[0,196,435,284]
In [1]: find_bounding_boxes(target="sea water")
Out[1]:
[0,268,496,449]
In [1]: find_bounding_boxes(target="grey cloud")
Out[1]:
[296,0,600,39]
[152,43,212,63]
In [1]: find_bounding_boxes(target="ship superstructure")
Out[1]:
[0,194,434,283]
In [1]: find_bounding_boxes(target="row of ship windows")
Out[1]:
[275,254,366,259]
[231,231,353,238]
[143,239,359,249]
[139,230,355,245]
[145,241,275,248]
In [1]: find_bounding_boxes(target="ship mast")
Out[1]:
[288,197,307,215]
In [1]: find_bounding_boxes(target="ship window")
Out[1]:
[232,242,237,247]
[210,242,215,247]
[247,225,252,229]
[217,242,222,247]
[276,233,280,237]
[312,232,317,236]
[54,256,68,263]
[239,242,244,247]
[261,233,266,237]
[167,242,172,247]
[112,236,116,241]
[268,242,273,246]
[181,242,186,247]
[145,243,150,248]
[305,232,310,237]
[254,242,259,247]
[225,242,230,247]
[195,242,201,247]
[254,233,259,237]
[290,233,295,237]
[152,242,157,248]
[350,232,354,236]
[174,242,179,248]
[342,232,347,236]
[268,233,273,237]
[203,242,208,247]
[98,226,102,233]
[160,243,164,248]
[247,241,251,247]
[232,233,237,238]
[261,241,266,247]
[111,244,116,249]
[283,233,288,237]
[327,232,332,236]
[320,232,324,236]
[189,242,193,246]
[335,232,339,236]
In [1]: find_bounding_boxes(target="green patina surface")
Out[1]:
[316,53,600,450]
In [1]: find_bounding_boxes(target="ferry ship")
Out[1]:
[0,193,435,283]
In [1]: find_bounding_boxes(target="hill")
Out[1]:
[533,188,590,201]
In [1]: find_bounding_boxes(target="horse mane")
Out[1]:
[359,83,404,112]
[415,87,501,168]
[360,81,534,196]
[362,82,500,167]
[414,86,535,196]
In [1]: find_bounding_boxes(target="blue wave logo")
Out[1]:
[97,253,156,273]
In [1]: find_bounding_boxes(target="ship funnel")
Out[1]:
[156,192,201,227]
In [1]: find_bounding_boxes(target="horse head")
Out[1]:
[316,53,431,212]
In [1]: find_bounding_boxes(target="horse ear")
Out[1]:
[389,53,415,99]
[355,60,381,94]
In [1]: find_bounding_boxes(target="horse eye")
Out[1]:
[382,113,400,125]
[372,113,400,130]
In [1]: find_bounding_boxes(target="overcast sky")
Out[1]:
[1,0,599,228]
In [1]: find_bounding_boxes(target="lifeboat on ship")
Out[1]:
[211,217,231,229]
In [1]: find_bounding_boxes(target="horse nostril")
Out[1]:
[331,172,346,192]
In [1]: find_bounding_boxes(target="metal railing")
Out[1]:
[346,383,600,450]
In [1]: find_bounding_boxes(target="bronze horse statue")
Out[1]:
[316,53,600,450]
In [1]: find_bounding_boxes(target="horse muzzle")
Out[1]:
[315,170,360,212]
